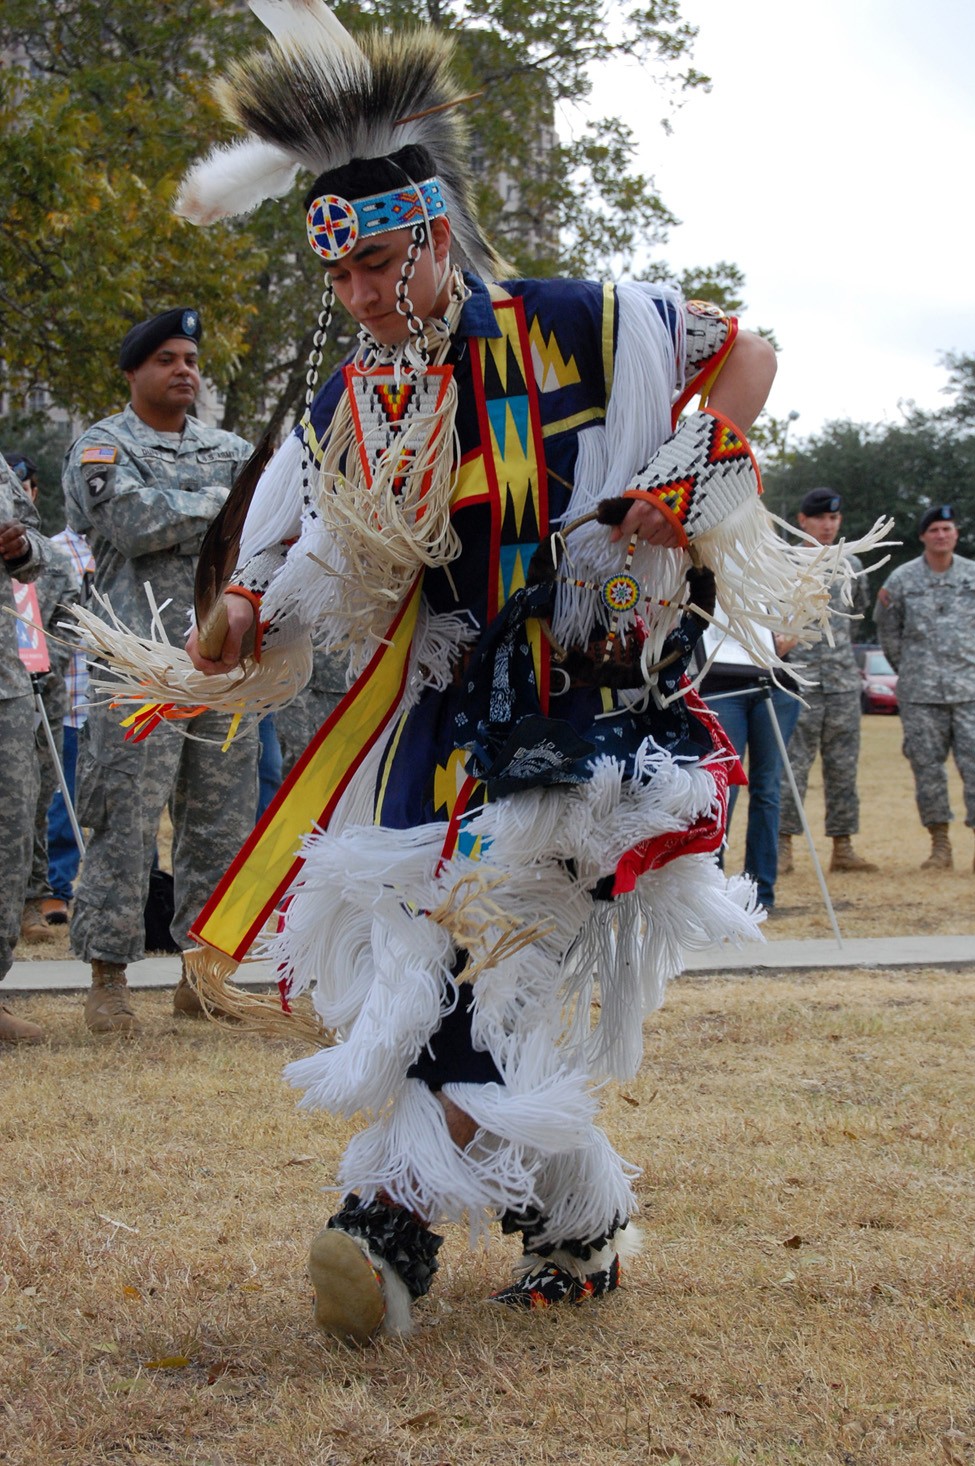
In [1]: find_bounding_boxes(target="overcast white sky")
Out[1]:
[584,0,975,442]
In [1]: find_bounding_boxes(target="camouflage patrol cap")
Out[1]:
[118,308,202,371]
[917,504,954,535]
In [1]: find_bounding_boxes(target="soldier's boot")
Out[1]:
[778,835,793,874]
[921,824,953,871]
[830,837,877,873]
[173,954,239,1021]
[84,960,142,1036]
[0,1003,44,1044]
[173,963,207,1019]
[20,900,57,944]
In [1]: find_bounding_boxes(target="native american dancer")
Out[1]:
[75,1,892,1343]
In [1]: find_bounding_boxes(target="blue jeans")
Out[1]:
[47,723,82,901]
[705,682,801,908]
[257,715,283,819]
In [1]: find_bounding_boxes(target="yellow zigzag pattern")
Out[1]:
[528,320,582,393]
[433,747,473,818]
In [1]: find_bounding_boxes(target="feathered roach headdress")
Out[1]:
[176,0,503,279]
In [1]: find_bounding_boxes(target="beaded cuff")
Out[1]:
[622,408,760,546]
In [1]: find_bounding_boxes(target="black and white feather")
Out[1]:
[175,0,502,278]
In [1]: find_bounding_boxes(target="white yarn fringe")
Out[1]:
[338,1082,636,1248]
[239,432,304,562]
[339,1080,544,1234]
[70,588,313,724]
[406,602,478,699]
[272,735,756,1235]
[563,859,763,1080]
[552,281,684,657]
[517,1131,640,1250]
[676,508,897,700]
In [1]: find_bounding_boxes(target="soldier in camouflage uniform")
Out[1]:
[778,489,877,874]
[0,452,50,1043]
[875,504,975,871]
[64,308,258,1034]
[4,455,83,942]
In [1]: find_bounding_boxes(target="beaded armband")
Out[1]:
[684,300,731,370]
[621,408,760,548]
[672,302,739,421]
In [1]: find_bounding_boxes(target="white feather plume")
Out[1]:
[173,137,296,224]
[175,137,299,224]
[249,0,368,68]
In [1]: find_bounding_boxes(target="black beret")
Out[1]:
[118,308,202,371]
[799,487,842,517]
[4,452,37,483]
[918,504,954,535]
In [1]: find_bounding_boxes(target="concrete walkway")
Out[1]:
[5,933,974,994]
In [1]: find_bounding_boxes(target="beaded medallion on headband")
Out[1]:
[307,181,447,263]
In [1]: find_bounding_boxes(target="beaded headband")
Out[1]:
[306,179,447,263]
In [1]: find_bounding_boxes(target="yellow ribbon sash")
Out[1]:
[191,581,421,960]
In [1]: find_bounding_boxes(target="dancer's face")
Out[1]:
[328,217,453,346]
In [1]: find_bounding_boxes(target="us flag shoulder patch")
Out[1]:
[80,445,118,465]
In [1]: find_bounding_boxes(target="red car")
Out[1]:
[853,643,899,714]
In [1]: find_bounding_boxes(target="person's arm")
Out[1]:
[874,576,903,670]
[706,330,778,435]
[63,434,230,559]
[609,329,777,548]
[43,548,84,679]
[851,557,872,621]
[0,462,49,582]
[186,432,314,673]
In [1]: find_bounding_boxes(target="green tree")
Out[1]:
[0,410,74,532]
[0,2,266,420]
[938,351,975,429]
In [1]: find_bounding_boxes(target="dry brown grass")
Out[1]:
[3,717,974,1466]
[3,971,974,1466]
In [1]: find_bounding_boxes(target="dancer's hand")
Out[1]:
[186,594,256,673]
[598,496,684,548]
